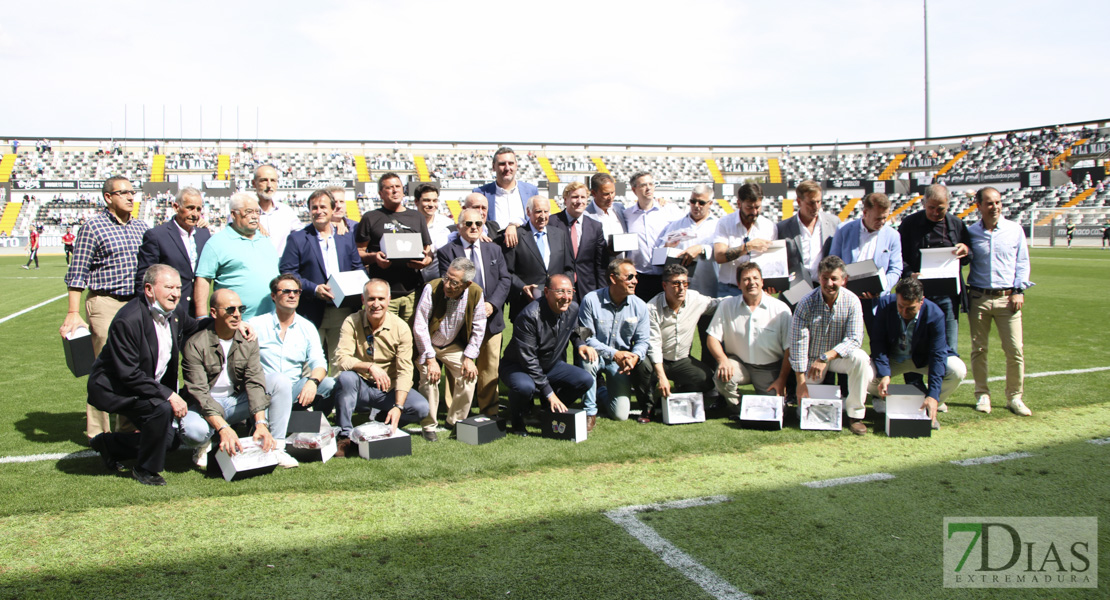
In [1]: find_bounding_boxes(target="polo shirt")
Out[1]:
[195,226,280,319]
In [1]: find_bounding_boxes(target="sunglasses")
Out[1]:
[276,288,302,296]
[219,305,247,314]
[621,273,638,282]
[364,332,376,360]
[689,200,709,206]
[665,280,690,287]
[463,220,485,228]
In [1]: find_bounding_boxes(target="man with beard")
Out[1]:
[713,183,777,297]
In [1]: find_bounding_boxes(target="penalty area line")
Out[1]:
[802,472,895,488]
[0,293,67,325]
[950,451,1033,466]
[0,450,96,464]
[605,495,751,600]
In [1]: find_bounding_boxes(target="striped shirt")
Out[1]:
[788,287,865,373]
[413,286,488,362]
[64,209,149,295]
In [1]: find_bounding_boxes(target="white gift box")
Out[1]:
[919,247,960,297]
[739,395,784,430]
[356,427,413,459]
[884,384,932,438]
[539,409,587,442]
[844,259,883,296]
[662,392,706,425]
[799,384,843,431]
[63,326,95,377]
[328,270,370,308]
[214,437,280,482]
[609,233,637,253]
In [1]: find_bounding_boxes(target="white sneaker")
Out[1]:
[20,265,28,270]
[975,395,992,414]
[1008,397,1032,417]
[274,449,299,469]
[192,440,211,469]
[937,402,948,413]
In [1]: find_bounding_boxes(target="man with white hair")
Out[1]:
[252,164,302,255]
[659,183,720,297]
[135,186,211,319]
[194,191,280,319]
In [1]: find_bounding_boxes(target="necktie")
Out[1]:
[569,219,579,258]
[469,244,484,288]
[535,231,549,269]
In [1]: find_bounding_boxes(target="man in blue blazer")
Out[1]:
[585,172,628,238]
[279,189,363,372]
[829,192,903,334]
[135,188,211,319]
[437,208,513,417]
[867,278,966,429]
[473,147,538,248]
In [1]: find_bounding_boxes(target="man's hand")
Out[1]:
[424,358,441,385]
[767,376,787,397]
[372,251,391,269]
[297,380,317,407]
[745,238,772,254]
[953,243,970,258]
[168,392,188,419]
[522,284,538,300]
[921,396,938,422]
[679,245,703,265]
[503,224,519,248]
[461,357,478,381]
[796,381,810,402]
[656,377,672,398]
[218,425,241,455]
[877,376,891,397]
[238,321,257,343]
[547,393,568,413]
[1009,293,1024,312]
[384,406,401,433]
[716,360,735,382]
[406,250,432,270]
[315,284,335,302]
[60,312,88,338]
[366,364,392,390]
[484,302,495,316]
[806,358,828,383]
[335,219,349,236]
[577,345,598,363]
[254,422,275,452]
[765,287,780,295]
[479,233,493,243]
[614,351,639,374]
[859,291,877,300]
[197,216,210,229]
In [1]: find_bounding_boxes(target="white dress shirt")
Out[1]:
[707,293,792,365]
[712,213,778,286]
[494,184,526,227]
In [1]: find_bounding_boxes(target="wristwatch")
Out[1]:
[307,377,321,386]
[814,356,827,364]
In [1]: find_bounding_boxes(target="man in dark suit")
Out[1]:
[549,181,608,301]
[135,187,211,320]
[776,180,840,285]
[502,196,575,321]
[867,277,966,430]
[279,188,363,373]
[474,147,538,249]
[897,183,971,352]
[437,208,512,417]
[585,172,628,239]
[87,265,206,486]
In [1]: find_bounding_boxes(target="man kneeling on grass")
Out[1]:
[178,289,298,469]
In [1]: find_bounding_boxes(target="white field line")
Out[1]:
[960,365,1110,385]
[0,293,67,325]
[802,473,895,488]
[1088,437,1110,445]
[0,450,95,464]
[950,451,1033,466]
[605,495,751,600]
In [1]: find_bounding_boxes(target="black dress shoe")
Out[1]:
[90,434,126,472]
[510,418,528,437]
[421,430,439,442]
[132,467,167,486]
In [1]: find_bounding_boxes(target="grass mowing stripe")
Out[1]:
[0,293,66,325]
[1088,437,1110,445]
[801,472,895,488]
[949,451,1033,466]
[605,496,750,600]
[0,450,94,464]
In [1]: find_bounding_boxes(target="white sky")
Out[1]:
[2,0,1107,146]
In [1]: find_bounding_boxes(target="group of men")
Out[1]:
[61,147,1033,487]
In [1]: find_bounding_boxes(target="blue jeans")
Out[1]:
[291,375,336,415]
[929,295,959,351]
[579,356,635,419]
[500,360,593,420]
[332,371,429,437]
[179,372,292,446]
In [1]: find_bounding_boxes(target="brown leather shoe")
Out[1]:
[848,419,867,436]
[586,415,597,433]
[335,437,352,458]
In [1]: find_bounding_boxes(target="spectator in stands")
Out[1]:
[502,195,575,321]
[135,187,211,320]
[499,274,595,436]
[61,175,150,442]
[624,171,684,301]
[777,180,840,285]
[331,279,431,440]
[706,262,792,413]
[549,181,608,301]
[414,182,455,282]
[578,258,650,429]
[789,256,873,435]
[412,257,487,441]
[585,173,627,239]
[897,184,970,353]
[252,164,302,256]
[713,182,777,297]
[828,192,903,334]
[437,208,511,418]
[355,173,434,326]
[633,263,719,423]
[474,147,537,249]
[179,288,297,470]
[967,187,1033,417]
[62,226,75,264]
[279,188,362,374]
[194,191,280,320]
[868,277,966,430]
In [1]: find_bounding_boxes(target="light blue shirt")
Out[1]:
[248,311,327,385]
[578,287,650,361]
[967,217,1032,291]
[196,226,280,319]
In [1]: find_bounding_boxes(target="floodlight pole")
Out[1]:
[923,0,931,140]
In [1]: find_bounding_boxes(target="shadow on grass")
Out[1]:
[3,436,1107,600]
[13,411,88,446]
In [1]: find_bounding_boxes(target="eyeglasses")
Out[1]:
[443,277,465,288]
[107,190,136,197]
[276,289,301,296]
[689,200,709,206]
[218,305,246,314]
[234,209,260,216]
[462,220,485,228]
[665,280,690,287]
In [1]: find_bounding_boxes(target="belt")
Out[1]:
[969,286,1012,297]
[88,290,135,302]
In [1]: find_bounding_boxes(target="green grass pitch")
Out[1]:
[0,249,1107,599]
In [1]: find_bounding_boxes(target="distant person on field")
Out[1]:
[62,226,75,263]
[21,225,40,269]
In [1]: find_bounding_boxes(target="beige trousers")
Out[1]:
[319,305,355,377]
[969,291,1024,401]
[85,293,128,438]
[418,344,477,431]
